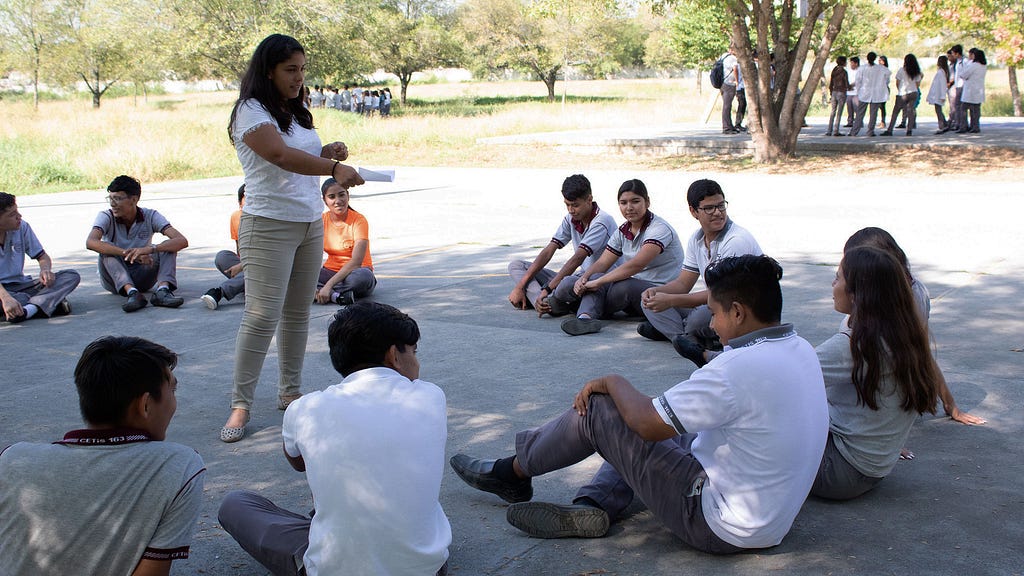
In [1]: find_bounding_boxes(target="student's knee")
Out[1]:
[218,490,259,531]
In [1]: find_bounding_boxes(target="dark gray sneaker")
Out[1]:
[333,290,355,306]
[122,291,148,313]
[506,502,610,538]
[672,335,708,368]
[560,317,602,336]
[151,288,184,308]
[200,288,222,310]
[449,454,533,503]
[636,321,668,341]
[52,299,72,317]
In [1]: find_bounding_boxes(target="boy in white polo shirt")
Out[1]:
[219,302,451,576]
[508,174,618,317]
[451,255,827,552]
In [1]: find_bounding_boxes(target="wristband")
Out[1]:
[541,283,552,294]
[332,160,340,180]
[151,243,158,253]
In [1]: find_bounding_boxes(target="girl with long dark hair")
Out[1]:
[811,246,941,500]
[927,55,952,134]
[958,48,988,133]
[883,54,923,136]
[221,34,364,442]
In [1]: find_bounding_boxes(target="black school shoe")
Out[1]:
[449,454,533,503]
[151,288,184,308]
[506,501,610,539]
[672,335,708,368]
[123,291,148,313]
[636,321,669,342]
[561,317,602,336]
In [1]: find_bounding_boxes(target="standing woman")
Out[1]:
[883,54,923,136]
[221,34,364,442]
[876,55,890,130]
[927,55,951,134]
[811,247,940,500]
[958,48,987,134]
[560,179,684,336]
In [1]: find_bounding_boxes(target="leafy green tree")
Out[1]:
[0,0,62,108]
[371,7,462,103]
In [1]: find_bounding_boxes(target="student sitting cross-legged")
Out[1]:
[219,302,451,576]
[451,255,828,552]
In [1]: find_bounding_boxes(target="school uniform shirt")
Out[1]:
[0,221,44,284]
[551,203,618,274]
[91,207,172,250]
[653,324,828,548]
[604,212,684,285]
[926,69,949,106]
[681,219,762,279]
[959,60,987,104]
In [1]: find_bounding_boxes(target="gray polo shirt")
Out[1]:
[1,221,44,284]
[92,207,172,250]
[605,212,684,285]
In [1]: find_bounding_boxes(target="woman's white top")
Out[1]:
[232,99,324,222]
[959,60,987,104]
[926,69,948,105]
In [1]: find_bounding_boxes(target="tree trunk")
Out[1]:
[696,65,702,95]
[33,47,40,110]
[399,72,411,104]
[92,69,102,108]
[543,70,557,102]
[1009,66,1021,117]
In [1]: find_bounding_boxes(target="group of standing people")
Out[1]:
[827,43,988,137]
[308,84,393,117]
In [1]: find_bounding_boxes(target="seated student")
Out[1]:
[451,255,828,551]
[0,335,206,575]
[201,184,246,310]
[560,179,684,336]
[219,302,451,576]
[508,174,618,317]
[0,192,80,322]
[812,246,941,500]
[842,227,985,427]
[637,179,762,364]
[86,175,189,313]
[314,178,377,306]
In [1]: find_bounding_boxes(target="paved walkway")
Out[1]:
[3,165,1022,575]
[481,116,1024,156]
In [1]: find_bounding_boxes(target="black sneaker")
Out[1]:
[450,454,533,503]
[506,501,610,539]
[151,288,184,308]
[561,317,602,336]
[201,288,223,310]
[636,321,668,342]
[52,299,72,317]
[333,290,355,306]
[672,335,708,368]
[546,297,572,317]
[123,291,148,313]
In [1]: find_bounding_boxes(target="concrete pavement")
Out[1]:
[2,166,1022,575]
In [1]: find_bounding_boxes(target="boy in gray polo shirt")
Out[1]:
[0,336,206,575]
[86,175,189,313]
[0,192,80,322]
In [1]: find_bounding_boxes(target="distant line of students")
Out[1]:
[307,84,393,117]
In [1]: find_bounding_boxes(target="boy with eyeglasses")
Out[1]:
[637,179,762,366]
[86,175,189,312]
[0,192,80,323]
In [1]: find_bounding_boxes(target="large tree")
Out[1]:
[725,0,848,162]
[371,7,462,103]
[0,0,62,108]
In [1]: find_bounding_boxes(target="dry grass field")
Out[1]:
[2,76,1020,195]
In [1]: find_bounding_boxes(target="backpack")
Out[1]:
[710,56,726,89]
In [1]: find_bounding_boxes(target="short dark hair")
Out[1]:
[561,174,592,202]
[850,56,860,65]
[329,302,420,377]
[686,179,725,209]
[705,255,783,323]
[836,56,847,66]
[74,336,177,426]
[107,175,141,197]
[951,44,963,55]
[236,184,246,204]
[617,179,649,201]
[867,52,877,64]
[0,192,15,213]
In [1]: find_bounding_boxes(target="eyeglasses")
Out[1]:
[106,195,129,205]
[696,201,728,215]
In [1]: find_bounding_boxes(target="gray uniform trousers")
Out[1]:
[642,304,714,342]
[215,250,246,300]
[507,260,581,312]
[98,252,178,294]
[515,394,741,553]
[2,270,80,317]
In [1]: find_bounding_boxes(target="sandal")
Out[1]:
[220,412,250,443]
[278,393,303,411]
